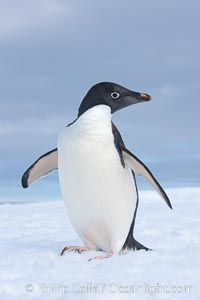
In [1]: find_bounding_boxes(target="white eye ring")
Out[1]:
[111,92,120,99]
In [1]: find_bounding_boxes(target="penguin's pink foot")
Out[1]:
[88,251,114,262]
[60,246,91,255]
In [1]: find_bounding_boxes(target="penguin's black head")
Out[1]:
[78,82,151,117]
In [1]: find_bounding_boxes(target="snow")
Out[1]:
[0,188,200,300]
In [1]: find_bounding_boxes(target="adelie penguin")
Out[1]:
[21,82,172,261]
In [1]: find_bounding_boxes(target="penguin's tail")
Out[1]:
[122,235,151,252]
[132,238,151,251]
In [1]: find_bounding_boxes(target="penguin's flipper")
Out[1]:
[21,148,58,188]
[122,147,172,209]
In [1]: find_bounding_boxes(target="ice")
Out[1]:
[0,188,199,299]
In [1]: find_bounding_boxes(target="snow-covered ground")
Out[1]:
[0,188,200,300]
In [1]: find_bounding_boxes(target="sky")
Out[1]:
[0,0,199,201]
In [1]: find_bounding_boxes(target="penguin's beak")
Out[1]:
[128,91,151,103]
[135,92,151,102]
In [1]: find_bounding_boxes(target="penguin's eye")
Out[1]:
[111,92,120,99]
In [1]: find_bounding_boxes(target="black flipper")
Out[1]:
[121,146,172,209]
[21,148,58,188]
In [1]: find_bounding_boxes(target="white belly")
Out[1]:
[58,105,137,253]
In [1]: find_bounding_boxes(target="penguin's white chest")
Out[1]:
[58,105,137,253]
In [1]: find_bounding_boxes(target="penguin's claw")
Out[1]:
[60,246,90,256]
[88,251,114,262]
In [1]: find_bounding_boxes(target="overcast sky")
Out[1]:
[0,0,199,201]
